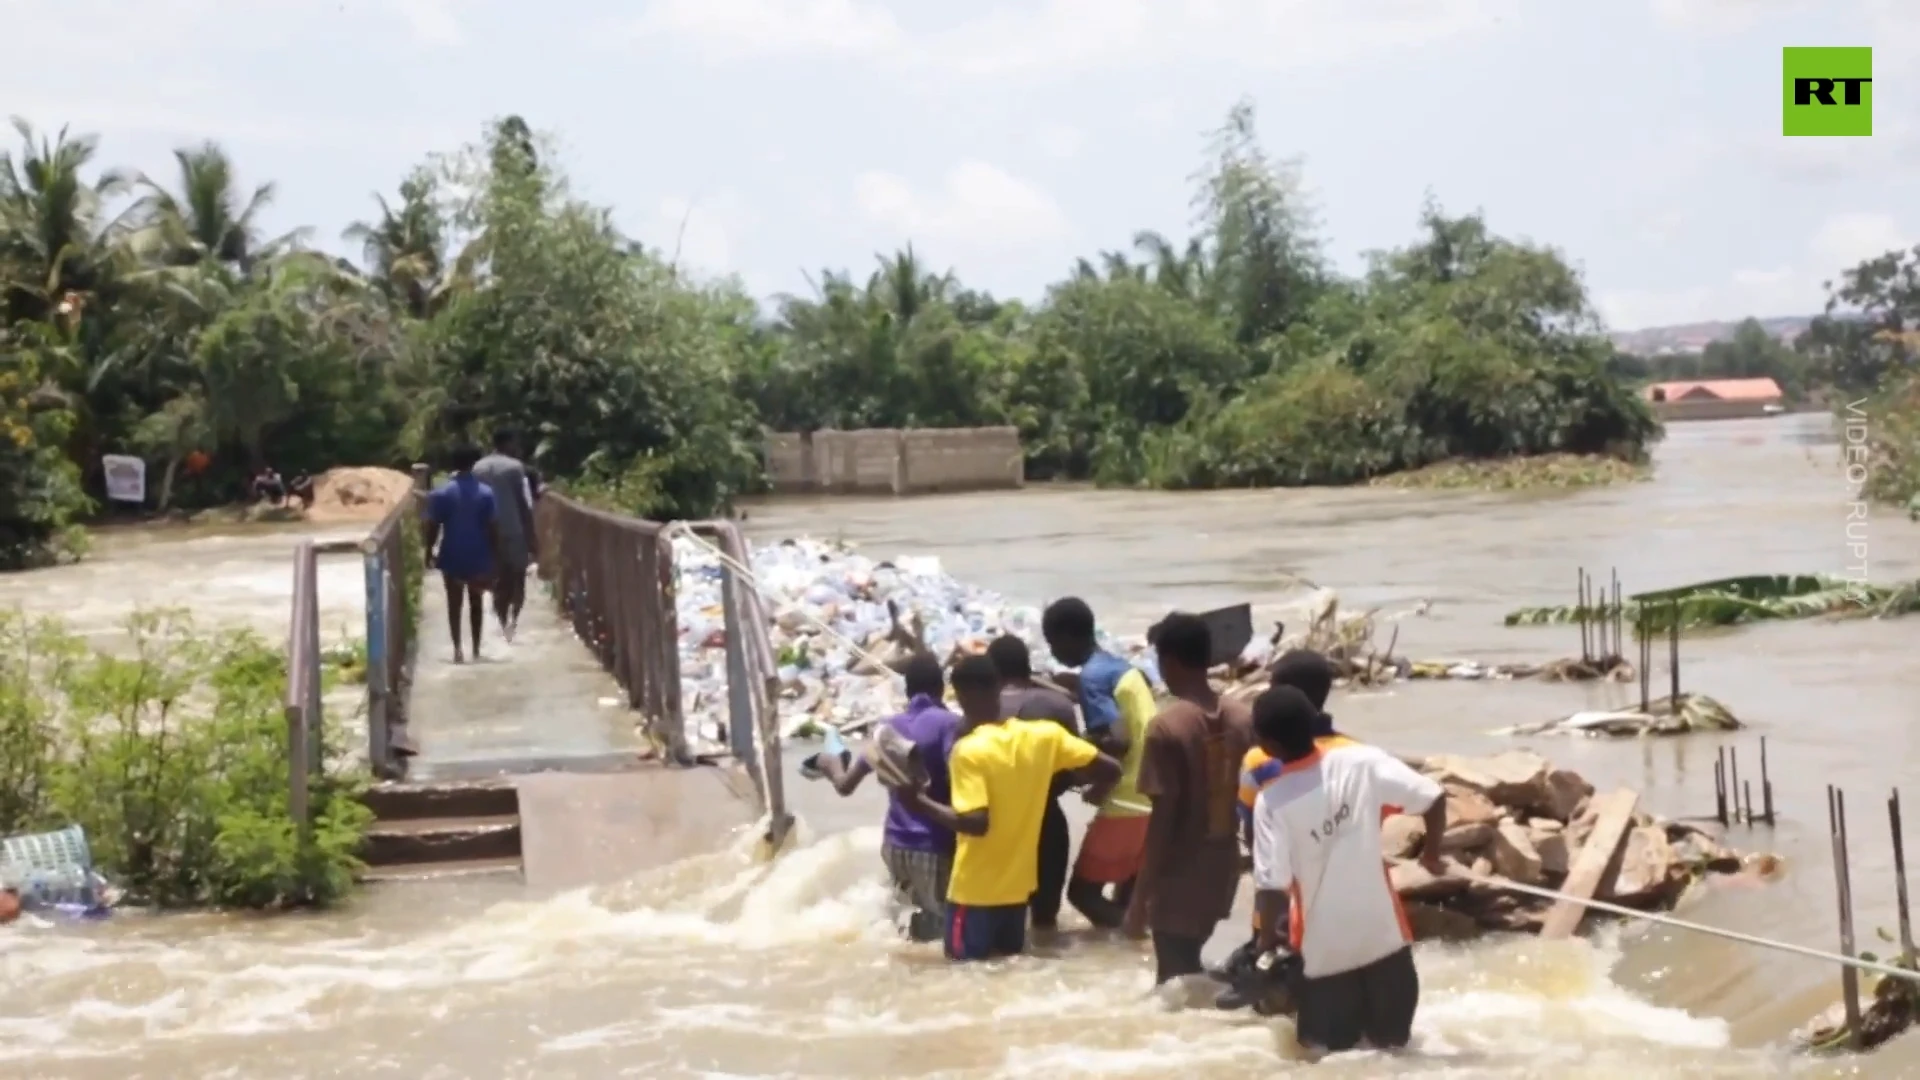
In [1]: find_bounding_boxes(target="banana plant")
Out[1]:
[1504,574,1920,630]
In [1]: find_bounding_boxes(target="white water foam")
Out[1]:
[1,819,1785,1076]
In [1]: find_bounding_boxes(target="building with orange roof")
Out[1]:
[1643,377,1785,421]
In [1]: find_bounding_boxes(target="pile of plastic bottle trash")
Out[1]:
[0,825,118,922]
[671,536,1145,750]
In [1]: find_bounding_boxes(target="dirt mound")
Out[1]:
[305,467,415,524]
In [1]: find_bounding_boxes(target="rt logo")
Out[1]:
[1783,47,1873,136]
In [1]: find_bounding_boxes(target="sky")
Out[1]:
[4,0,1916,330]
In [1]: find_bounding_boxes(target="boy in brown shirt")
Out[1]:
[1124,611,1254,985]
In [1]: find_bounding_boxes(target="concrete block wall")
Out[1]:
[764,426,1024,494]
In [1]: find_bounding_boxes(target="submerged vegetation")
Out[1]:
[1504,574,1920,631]
[0,609,369,908]
[1370,454,1649,492]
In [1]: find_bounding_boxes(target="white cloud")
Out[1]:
[855,161,1068,248]
[1597,212,1911,327]
[624,0,905,58]
[389,0,465,45]
[624,0,1517,77]
[1031,123,1085,161]
[652,192,755,273]
[1649,0,1920,56]
[1646,0,1811,32]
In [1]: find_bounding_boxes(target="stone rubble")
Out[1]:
[1387,749,1757,938]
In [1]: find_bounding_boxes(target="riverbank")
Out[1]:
[0,610,369,910]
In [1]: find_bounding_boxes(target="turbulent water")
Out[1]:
[5,413,1920,1077]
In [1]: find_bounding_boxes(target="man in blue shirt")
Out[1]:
[423,445,499,664]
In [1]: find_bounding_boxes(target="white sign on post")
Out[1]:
[101,454,147,504]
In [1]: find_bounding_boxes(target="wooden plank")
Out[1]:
[1540,788,1640,940]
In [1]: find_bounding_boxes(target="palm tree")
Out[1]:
[0,117,133,324]
[868,245,952,326]
[342,171,452,319]
[132,142,304,272]
[1133,229,1211,301]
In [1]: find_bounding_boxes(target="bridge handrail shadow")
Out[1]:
[532,494,790,840]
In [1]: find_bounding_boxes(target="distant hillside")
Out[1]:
[1607,316,1822,356]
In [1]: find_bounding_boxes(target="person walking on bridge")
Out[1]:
[472,428,537,642]
[423,445,499,664]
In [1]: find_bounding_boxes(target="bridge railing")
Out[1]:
[358,465,428,780]
[284,539,323,830]
[534,494,789,837]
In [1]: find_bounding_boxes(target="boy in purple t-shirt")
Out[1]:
[806,653,960,941]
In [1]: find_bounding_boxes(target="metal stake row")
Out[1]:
[1716,740,1777,827]
[1821,785,1919,1053]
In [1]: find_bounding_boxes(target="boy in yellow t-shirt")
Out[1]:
[1042,597,1156,929]
[902,654,1121,962]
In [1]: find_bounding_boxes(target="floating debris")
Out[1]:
[1795,941,1920,1054]
[1489,693,1743,738]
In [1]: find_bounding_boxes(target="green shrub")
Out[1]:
[0,608,371,909]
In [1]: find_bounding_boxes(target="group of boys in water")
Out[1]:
[415,434,1452,1054]
[807,598,1450,1059]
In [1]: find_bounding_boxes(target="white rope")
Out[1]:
[1475,873,1919,984]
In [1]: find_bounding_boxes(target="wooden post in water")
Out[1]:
[1893,790,1915,964]
[1577,568,1591,664]
[1729,747,1743,825]
[1830,785,1863,1050]
[1611,571,1623,663]
[1714,748,1729,826]
[1637,607,1652,712]
[1668,600,1682,704]
[1761,737,1775,826]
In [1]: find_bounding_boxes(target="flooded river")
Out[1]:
[6,413,1920,1077]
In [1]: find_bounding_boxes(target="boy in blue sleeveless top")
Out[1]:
[423,445,500,663]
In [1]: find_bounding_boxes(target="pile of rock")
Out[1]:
[1381,750,1751,939]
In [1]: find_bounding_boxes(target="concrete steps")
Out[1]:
[358,780,523,882]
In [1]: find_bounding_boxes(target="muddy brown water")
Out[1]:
[5,413,1920,1077]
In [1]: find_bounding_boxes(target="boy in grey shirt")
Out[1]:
[472,428,538,640]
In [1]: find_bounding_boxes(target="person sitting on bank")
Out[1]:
[807,653,961,941]
[249,466,286,506]
[902,655,1121,963]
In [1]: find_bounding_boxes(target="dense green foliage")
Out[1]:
[0,609,371,908]
[1803,249,1920,508]
[2,100,1671,567]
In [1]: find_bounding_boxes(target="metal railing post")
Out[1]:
[284,540,318,837]
[363,546,390,775]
